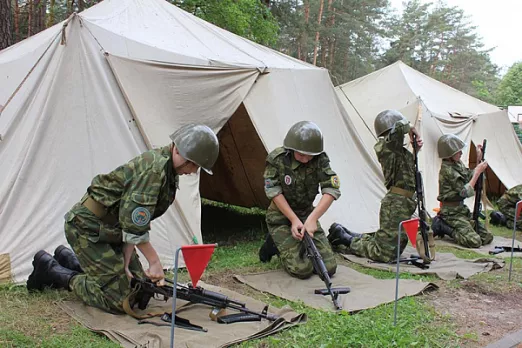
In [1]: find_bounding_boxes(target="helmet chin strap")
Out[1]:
[174,160,191,173]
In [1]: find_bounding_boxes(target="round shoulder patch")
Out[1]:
[132,207,151,227]
[284,175,292,185]
[331,175,340,189]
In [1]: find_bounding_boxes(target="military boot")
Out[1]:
[328,223,362,247]
[489,211,507,226]
[431,215,454,239]
[259,233,279,263]
[54,245,84,273]
[27,250,79,292]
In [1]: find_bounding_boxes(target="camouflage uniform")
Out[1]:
[497,184,522,230]
[348,119,417,263]
[264,147,341,279]
[64,145,178,313]
[437,159,493,248]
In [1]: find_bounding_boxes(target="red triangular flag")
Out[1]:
[181,244,216,287]
[516,201,522,220]
[402,218,420,246]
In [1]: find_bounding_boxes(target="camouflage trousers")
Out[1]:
[497,196,522,231]
[349,192,416,263]
[266,207,336,279]
[439,205,493,248]
[64,202,145,314]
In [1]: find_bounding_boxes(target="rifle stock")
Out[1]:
[473,139,487,233]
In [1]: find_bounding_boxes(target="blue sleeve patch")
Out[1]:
[265,178,274,189]
[132,207,151,227]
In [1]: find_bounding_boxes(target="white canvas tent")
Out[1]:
[0,0,384,284]
[335,61,522,216]
[507,106,522,123]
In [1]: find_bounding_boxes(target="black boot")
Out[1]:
[328,223,362,247]
[54,245,84,273]
[259,233,279,263]
[27,250,79,292]
[489,211,507,226]
[431,215,454,238]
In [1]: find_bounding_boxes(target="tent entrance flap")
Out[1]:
[200,103,269,209]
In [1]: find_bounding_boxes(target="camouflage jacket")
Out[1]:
[87,145,179,244]
[501,184,522,204]
[437,159,474,202]
[374,119,416,192]
[263,147,341,215]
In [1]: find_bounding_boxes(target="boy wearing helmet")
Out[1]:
[26,124,220,314]
[329,110,424,263]
[259,121,341,279]
[433,134,492,247]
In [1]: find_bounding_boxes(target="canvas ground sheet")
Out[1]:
[234,265,436,313]
[59,281,306,348]
[435,235,522,259]
[340,246,505,281]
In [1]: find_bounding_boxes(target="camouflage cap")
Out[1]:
[374,109,407,136]
[169,124,219,175]
[283,121,324,155]
[437,134,465,159]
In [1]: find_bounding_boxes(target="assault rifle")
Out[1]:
[473,139,487,233]
[489,245,522,255]
[412,132,431,262]
[302,232,350,310]
[130,277,278,324]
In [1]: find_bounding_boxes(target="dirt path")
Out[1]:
[426,280,522,347]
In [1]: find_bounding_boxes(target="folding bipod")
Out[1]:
[169,244,217,348]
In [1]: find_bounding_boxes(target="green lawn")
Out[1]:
[1,207,521,348]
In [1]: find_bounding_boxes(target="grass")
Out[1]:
[1,202,521,347]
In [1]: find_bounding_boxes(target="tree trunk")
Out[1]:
[33,0,43,32]
[79,0,84,12]
[67,0,73,16]
[322,0,334,68]
[329,38,336,69]
[27,0,32,37]
[0,0,11,49]
[40,0,46,30]
[13,0,19,42]
[328,4,336,70]
[320,37,327,67]
[301,0,310,62]
[312,0,324,65]
[47,0,55,27]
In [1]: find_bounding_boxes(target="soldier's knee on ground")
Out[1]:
[481,232,494,246]
[284,260,314,279]
[326,260,337,276]
[458,233,482,248]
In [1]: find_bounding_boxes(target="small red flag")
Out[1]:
[402,218,420,246]
[181,244,216,287]
[516,201,522,220]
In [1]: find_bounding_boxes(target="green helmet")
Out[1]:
[437,134,465,159]
[374,109,407,137]
[169,124,219,175]
[283,121,323,155]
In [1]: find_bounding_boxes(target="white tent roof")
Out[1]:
[0,0,382,283]
[336,61,522,214]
